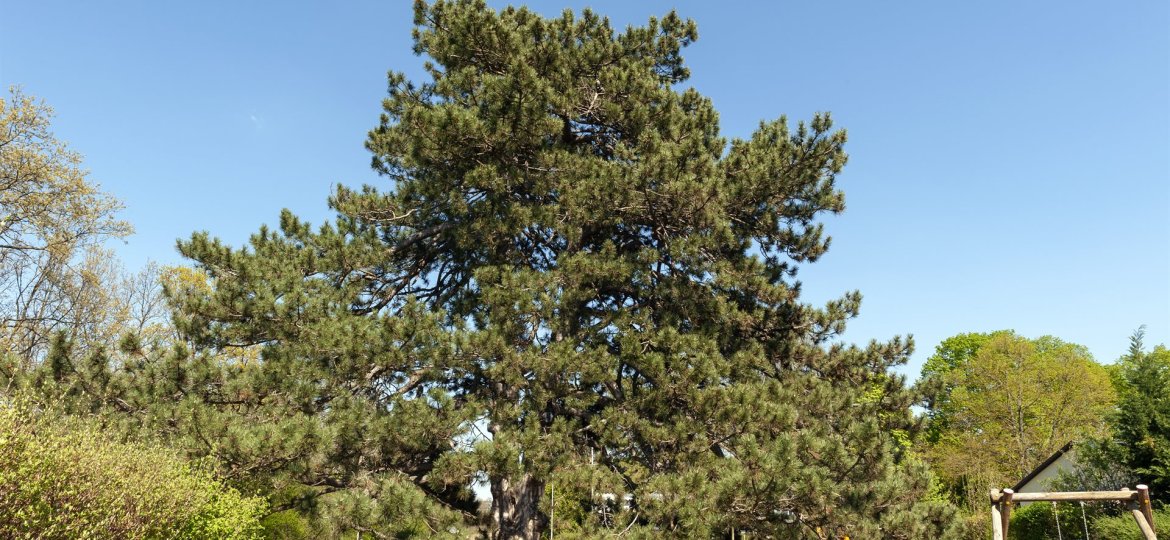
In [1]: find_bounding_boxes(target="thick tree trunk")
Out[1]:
[490,473,547,540]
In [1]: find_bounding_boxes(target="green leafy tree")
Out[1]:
[920,332,1115,512]
[31,2,963,537]
[919,331,1012,443]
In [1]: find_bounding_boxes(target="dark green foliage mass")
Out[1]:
[23,2,963,537]
[1057,328,1170,513]
[1111,329,1170,503]
[1082,328,1170,505]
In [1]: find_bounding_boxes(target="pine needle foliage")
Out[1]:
[133,1,962,537]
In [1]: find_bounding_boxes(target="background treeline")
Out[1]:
[2,2,1167,538]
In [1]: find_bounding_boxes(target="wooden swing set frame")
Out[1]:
[989,484,1157,539]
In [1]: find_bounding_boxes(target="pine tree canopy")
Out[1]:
[155,1,960,537]
[1111,328,1170,504]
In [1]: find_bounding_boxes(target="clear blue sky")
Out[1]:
[3,0,1167,376]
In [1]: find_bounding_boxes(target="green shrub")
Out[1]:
[1009,501,1098,540]
[1010,500,1168,540]
[259,510,311,539]
[0,400,267,539]
[1093,508,1169,539]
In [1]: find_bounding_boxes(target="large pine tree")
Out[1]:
[163,1,960,537]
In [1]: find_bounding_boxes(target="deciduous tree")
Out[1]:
[921,332,1115,512]
[0,87,132,363]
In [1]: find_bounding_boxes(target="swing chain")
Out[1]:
[1052,501,1063,540]
[1079,501,1090,540]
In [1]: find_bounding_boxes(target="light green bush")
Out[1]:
[1093,507,1169,539]
[0,400,267,539]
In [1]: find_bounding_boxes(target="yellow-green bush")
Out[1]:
[0,401,266,539]
[1093,508,1169,539]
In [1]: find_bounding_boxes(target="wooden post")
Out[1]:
[990,489,1005,540]
[1000,489,1014,539]
[1137,484,1156,535]
[1129,501,1157,540]
[993,489,1141,502]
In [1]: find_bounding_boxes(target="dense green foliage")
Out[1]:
[1108,329,1170,503]
[258,511,311,539]
[4,329,471,538]
[0,397,266,539]
[918,330,1009,443]
[120,1,967,537]
[1008,502,1097,540]
[918,331,1115,512]
[1064,328,1170,507]
[6,3,1161,539]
